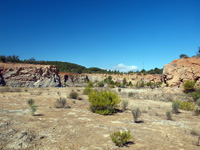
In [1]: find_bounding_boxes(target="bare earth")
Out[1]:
[0,87,200,150]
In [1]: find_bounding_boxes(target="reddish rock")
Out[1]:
[163,57,200,87]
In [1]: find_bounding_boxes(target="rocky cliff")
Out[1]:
[163,57,200,87]
[59,72,163,86]
[0,63,61,87]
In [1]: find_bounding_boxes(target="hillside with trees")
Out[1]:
[0,55,163,74]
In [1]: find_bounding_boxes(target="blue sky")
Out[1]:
[0,0,199,72]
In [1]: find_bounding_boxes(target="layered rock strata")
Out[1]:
[0,63,61,87]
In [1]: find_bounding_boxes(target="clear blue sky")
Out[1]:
[0,0,199,72]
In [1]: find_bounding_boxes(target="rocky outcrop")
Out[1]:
[0,63,61,87]
[59,72,163,86]
[59,72,89,86]
[163,57,200,87]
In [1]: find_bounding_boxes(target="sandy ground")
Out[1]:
[0,87,200,150]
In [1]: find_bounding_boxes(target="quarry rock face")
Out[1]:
[59,72,163,86]
[59,72,89,86]
[163,57,200,87]
[0,63,61,87]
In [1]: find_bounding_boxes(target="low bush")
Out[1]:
[88,90,120,115]
[69,91,78,99]
[109,85,115,88]
[146,81,153,87]
[194,108,200,116]
[83,86,92,95]
[183,80,195,93]
[135,81,145,88]
[194,99,200,116]
[110,130,133,147]
[166,111,172,120]
[172,101,180,114]
[121,100,129,111]
[128,81,133,86]
[115,82,121,87]
[179,101,195,111]
[98,82,104,87]
[128,92,134,97]
[190,89,200,101]
[120,85,125,88]
[55,97,67,108]
[88,81,94,88]
[131,107,141,122]
[196,99,200,107]
[27,99,37,115]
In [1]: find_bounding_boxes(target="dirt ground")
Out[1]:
[0,87,200,150]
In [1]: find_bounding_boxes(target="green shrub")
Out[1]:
[88,90,120,115]
[88,81,94,88]
[135,81,145,88]
[128,92,134,97]
[155,82,162,88]
[27,99,37,115]
[109,85,115,88]
[110,130,133,147]
[131,107,141,122]
[108,76,112,82]
[183,80,195,93]
[166,111,172,120]
[179,101,195,111]
[27,99,34,106]
[146,81,153,87]
[123,78,127,85]
[194,108,200,116]
[120,85,125,88]
[55,97,67,108]
[180,54,189,59]
[128,81,133,86]
[115,82,121,87]
[196,99,200,107]
[121,100,129,111]
[83,86,92,95]
[172,101,180,114]
[89,104,96,113]
[69,91,78,99]
[98,82,104,87]
[109,80,115,85]
[190,89,200,101]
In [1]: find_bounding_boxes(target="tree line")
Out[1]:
[0,55,163,74]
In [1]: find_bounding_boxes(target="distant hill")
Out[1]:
[0,55,163,74]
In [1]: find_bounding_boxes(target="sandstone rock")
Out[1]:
[0,63,61,87]
[59,72,89,86]
[163,57,200,87]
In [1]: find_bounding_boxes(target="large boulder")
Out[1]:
[0,63,61,87]
[163,57,200,87]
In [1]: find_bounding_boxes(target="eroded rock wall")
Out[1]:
[59,72,89,86]
[0,63,61,87]
[59,72,163,86]
[163,57,200,87]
